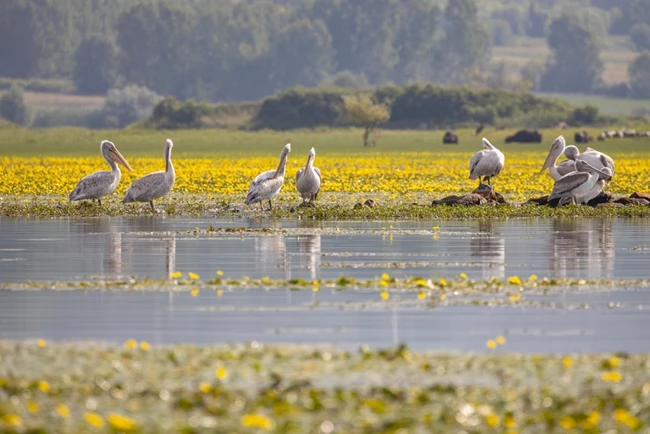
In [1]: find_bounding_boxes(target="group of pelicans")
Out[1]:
[469,136,614,205]
[70,134,613,211]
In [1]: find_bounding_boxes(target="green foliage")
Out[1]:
[0,77,76,94]
[342,95,390,127]
[628,52,650,99]
[102,85,162,128]
[0,85,27,125]
[540,14,604,93]
[149,96,211,129]
[320,71,370,89]
[490,19,515,46]
[630,24,650,51]
[254,87,352,130]
[73,35,119,95]
[568,104,601,125]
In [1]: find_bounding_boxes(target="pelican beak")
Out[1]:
[109,148,133,172]
[540,149,555,173]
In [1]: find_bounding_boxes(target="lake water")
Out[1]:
[1,217,650,353]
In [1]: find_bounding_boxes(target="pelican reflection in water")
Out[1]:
[69,140,132,205]
[549,219,614,280]
[255,235,290,280]
[296,234,321,281]
[469,220,505,280]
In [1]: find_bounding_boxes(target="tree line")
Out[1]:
[2,0,650,105]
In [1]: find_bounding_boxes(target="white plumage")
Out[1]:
[69,140,132,205]
[549,160,613,205]
[295,147,321,204]
[541,135,614,181]
[245,143,291,211]
[469,138,505,186]
[122,139,175,211]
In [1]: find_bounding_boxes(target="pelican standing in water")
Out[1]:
[469,138,505,187]
[245,143,291,211]
[541,135,615,181]
[295,147,321,205]
[549,160,613,205]
[122,139,175,211]
[69,140,132,205]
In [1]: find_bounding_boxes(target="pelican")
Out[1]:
[549,160,613,205]
[69,140,132,205]
[469,138,505,187]
[122,139,175,211]
[295,147,321,204]
[245,143,291,211]
[541,136,614,181]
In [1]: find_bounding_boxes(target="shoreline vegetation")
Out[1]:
[0,340,648,432]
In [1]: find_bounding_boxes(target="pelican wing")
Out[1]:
[556,159,576,177]
[314,167,321,182]
[468,151,483,179]
[123,171,166,203]
[549,172,590,199]
[69,171,117,201]
[295,168,304,184]
[245,176,284,205]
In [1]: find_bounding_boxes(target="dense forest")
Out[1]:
[1,0,650,103]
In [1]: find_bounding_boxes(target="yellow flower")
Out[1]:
[504,415,515,428]
[199,382,212,393]
[107,412,136,431]
[379,280,388,288]
[36,338,46,348]
[216,270,224,276]
[508,276,522,285]
[601,371,622,383]
[84,411,104,428]
[188,272,200,280]
[614,408,640,429]
[439,278,447,286]
[215,366,228,380]
[380,290,389,300]
[38,380,50,393]
[562,356,573,368]
[486,414,499,428]
[486,340,497,350]
[440,293,447,301]
[240,413,273,430]
[26,400,39,414]
[124,339,138,349]
[417,291,427,300]
[460,272,467,279]
[432,226,440,231]
[528,274,537,281]
[140,341,151,351]
[609,356,620,367]
[56,404,70,418]
[191,288,199,296]
[313,285,319,293]
[171,271,182,279]
[509,293,521,302]
[496,335,506,345]
[581,411,600,428]
[217,289,224,296]
[381,273,390,281]
[1,414,22,427]
[560,415,576,429]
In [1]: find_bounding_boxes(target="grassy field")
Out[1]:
[541,93,650,116]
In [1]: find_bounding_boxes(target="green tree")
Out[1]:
[0,85,28,125]
[74,35,119,95]
[629,52,650,98]
[631,24,650,51]
[540,14,603,93]
[439,0,491,83]
[342,95,390,147]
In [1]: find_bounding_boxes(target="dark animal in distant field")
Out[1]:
[574,131,593,143]
[474,124,485,135]
[443,131,459,145]
[505,129,542,144]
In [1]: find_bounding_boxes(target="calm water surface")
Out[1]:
[1,217,650,352]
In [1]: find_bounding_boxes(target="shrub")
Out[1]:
[0,77,76,94]
[568,105,601,125]
[149,96,212,129]
[102,85,162,128]
[0,85,27,125]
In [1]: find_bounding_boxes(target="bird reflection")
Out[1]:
[549,219,614,279]
[76,219,124,277]
[165,237,176,279]
[469,220,505,280]
[296,234,321,281]
[105,232,122,274]
[255,235,289,280]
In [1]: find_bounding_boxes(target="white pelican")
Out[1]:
[295,147,321,204]
[469,138,505,187]
[549,160,613,205]
[541,136,614,181]
[69,140,132,205]
[245,143,291,211]
[122,139,175,211]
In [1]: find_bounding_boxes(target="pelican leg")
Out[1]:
[268,199,273,211]
[98,199,102,206]
[150,201,155,211]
